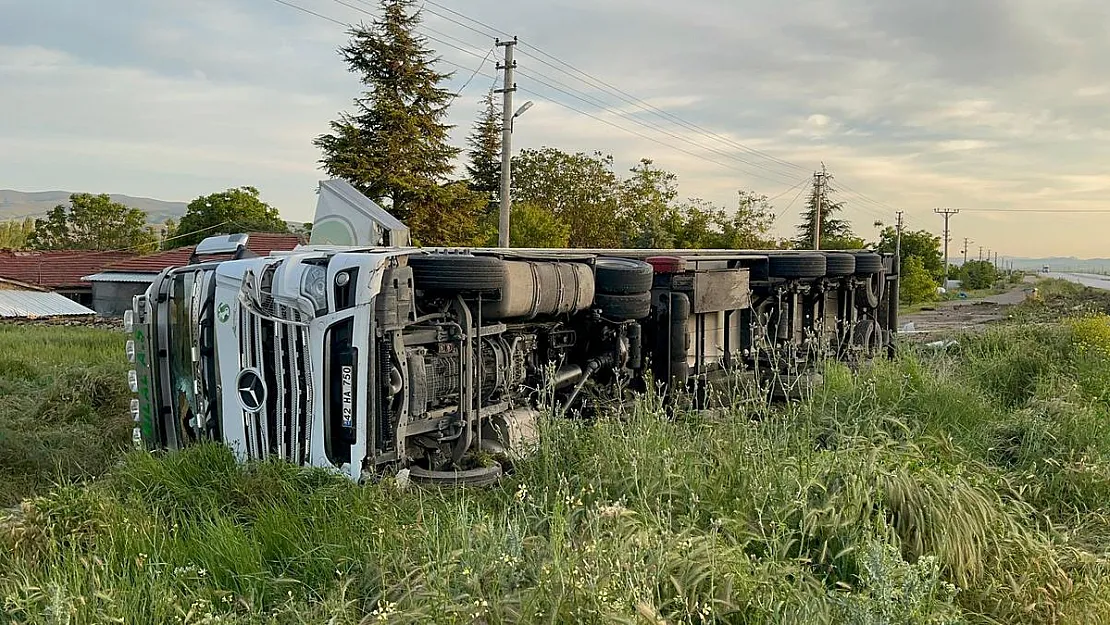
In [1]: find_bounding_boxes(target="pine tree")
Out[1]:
[793,174,863,250]
[465,89,502,206]
[314,0,459,223]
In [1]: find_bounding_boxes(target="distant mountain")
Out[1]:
[0,190,187,223]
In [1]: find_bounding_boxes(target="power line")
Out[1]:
[413,0,811,176]
[512,46,808,175]
[515,69,799,186]
[270,0,348,26]
[517,86,799,187]
[955,208,1110,214]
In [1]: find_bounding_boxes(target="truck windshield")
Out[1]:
[163,268,218,440]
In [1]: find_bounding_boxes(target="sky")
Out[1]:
[2,0,1109,258]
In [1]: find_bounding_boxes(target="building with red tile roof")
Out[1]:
[81,232,304,316]
[0,249,137,306]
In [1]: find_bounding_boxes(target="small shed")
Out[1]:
[0,277,96,318]
[83,232,304,316]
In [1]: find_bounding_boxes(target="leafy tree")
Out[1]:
[899,256,939,305]
[0,218,34,249]
[27,193,157,252]
[406,182,487,247]
[512,148,622,247]
[794,176,863,250]
[172,187,287,248]
[315,0,460,225]
[875,227,943,281]
[960,260,998,290]
[715,190,779,249]
[488,202,571,248]
[620,159,678,248]
[466,90,502,209]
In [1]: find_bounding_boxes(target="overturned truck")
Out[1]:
[126,180,899,483]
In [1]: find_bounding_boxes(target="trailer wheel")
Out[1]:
[595,291,652,320]
[409,254,506,293]
[853,253,884,274]
[823,253,856,277]
[768,253,827,279]
[855,270,885,309]
[408,463,503,487]
[594,257,654,294]
[853,318,883,354]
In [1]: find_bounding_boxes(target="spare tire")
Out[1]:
[409,254,506,293]
[595,291,652,320]
[595,257,654,294]
[823,253,856,277]
[853,253,884,274]
[855,270,885,309]
[768,253,827,279]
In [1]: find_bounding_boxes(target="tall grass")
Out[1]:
[4,319,1110,623]
[0,326,130,506]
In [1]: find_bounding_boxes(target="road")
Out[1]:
[1045,272,1110,291]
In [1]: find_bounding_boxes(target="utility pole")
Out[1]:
[895,211,904,265]
[495,37,518,248]
[813,164,827,250]
[979,246,983,262]
[934,208,959,278]
[962,237,971,264]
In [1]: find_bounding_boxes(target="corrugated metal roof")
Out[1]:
[0,290,96,317]
[83,272,158,283]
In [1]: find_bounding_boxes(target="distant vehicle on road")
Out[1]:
[1042,265,1051,273]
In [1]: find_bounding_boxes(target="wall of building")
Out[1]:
[91,281,150,317]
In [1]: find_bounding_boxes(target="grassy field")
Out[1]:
[4,289,1110,623]
[0,324,131,506]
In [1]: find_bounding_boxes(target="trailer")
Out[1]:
[125,181,899,484]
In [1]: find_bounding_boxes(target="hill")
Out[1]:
[0,190,187,224]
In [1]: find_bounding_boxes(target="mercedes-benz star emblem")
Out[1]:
[236,369,267,413]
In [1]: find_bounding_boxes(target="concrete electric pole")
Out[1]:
[895,211,904,266]
[962,237,971,265]
[934,208,959,278]
[496,37,518,248]
[813,164,827,250]
[979,246,984,262]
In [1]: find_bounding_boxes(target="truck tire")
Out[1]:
[409,254,506,293]
[823,253,856,277]
[595,291,652,320]
[594,257,654,294]
[408,463,503,487]
[855,270,885,309]
[768,253,827,279]
[853,253,884,274]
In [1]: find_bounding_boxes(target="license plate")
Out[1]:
[340,365,354,428]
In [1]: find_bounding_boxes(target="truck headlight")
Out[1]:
[123,310,135,333]
[125,340,136,363]
[300,265,328,312]
[127,370,138,393]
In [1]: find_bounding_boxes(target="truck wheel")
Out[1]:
[409,254,506,293]
[823,253,856,277]
[853,253,884,274]
[768,253,827,279]
[595,291,652,320]
[408,463,503,487]
[855,270,885,309]
[853,318,883,354]
[594,257,653,294]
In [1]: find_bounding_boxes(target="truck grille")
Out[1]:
[239,281,313,464]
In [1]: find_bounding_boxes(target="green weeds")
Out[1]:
[3,320,1110,623]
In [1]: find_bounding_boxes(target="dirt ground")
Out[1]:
[899,280,1035,337]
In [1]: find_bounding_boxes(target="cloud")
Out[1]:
[2,0,1110,256]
